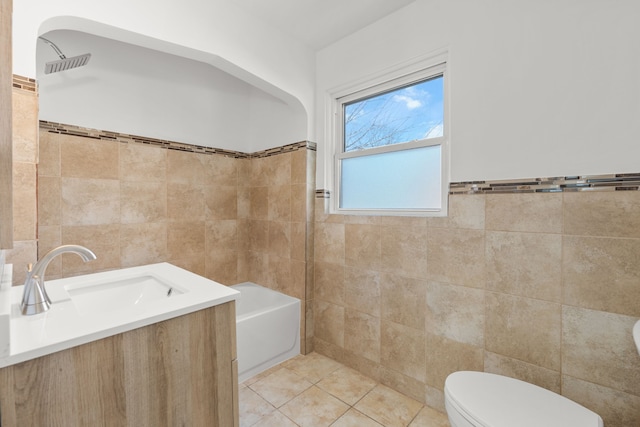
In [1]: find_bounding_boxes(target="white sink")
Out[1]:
[634,319,640,356]
[0,262,240,368]
[64,274,185,316]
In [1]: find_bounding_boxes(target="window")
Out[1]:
[330,56,449,216]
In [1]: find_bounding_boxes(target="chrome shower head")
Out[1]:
[44,53,91,74]
[39,36,91,74]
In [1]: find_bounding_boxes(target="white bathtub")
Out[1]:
[231,282,300,382]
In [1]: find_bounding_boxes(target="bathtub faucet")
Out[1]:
[20,245,97,316]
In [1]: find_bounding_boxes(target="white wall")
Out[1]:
[14,0,315,150]
[316,0,640,185]
[247,86,307,153]
[37,30,305,152]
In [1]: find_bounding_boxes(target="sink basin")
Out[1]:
[634,320,640,356]
[64,274,184,316]
[1,262,240,368]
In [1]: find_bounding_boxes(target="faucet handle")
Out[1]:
[26,263,33,273]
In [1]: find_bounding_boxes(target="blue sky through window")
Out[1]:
[344,75,443,152]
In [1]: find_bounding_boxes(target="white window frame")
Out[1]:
[325,50,450,217]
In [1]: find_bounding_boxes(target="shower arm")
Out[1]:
[39,36,67,59]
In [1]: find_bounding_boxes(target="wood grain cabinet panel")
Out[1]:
[0,302,238,426]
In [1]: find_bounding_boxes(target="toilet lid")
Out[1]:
[444,371,603,427]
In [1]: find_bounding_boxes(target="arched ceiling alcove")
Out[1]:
[36,18,308,152]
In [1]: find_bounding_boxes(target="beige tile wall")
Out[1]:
[37,131,239,281]
[7,78,317,355]
[5,86,38,285]
[313,191,640,427]
[237,149,316,352]
[36,129,316,354]
[33,120,316,355]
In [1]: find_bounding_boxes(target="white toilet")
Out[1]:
[444,371,604,427]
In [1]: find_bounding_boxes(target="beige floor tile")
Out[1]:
[284,352,343,383]
[355,384,423,427]
[332,408,384,427]
[241,353,446,427]
[408,406,450,427]
[239,387,276,427]
[252,410,299,427]
[317,366,377,406]
[242,363,284,387]
[279,386,349,427]
[249,367,313,408]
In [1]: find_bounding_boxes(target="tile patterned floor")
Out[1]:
[240,352,451,427]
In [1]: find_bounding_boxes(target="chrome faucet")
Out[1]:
[20,245,97,316]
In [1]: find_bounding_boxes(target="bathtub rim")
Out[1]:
[232,282,300,321]
[231,282,301,383]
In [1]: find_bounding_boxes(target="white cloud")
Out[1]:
[424,123,443,138]
[393,94,422,110]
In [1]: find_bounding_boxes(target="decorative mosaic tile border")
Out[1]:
[315,190,331,199]
[316,174,640,198]
[255,141,317,157]
[34,119,638,194]
[12,75,37,92]
[39,121,316,159]
[449,174,640,194]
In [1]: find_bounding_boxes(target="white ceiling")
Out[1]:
[233,0,416,50]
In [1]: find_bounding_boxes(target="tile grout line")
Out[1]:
[242,356,439,427]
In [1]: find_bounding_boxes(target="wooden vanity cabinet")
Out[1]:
[0,302,239,426]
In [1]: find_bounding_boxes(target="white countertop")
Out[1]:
[0,263,239,368]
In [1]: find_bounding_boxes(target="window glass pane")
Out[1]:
[340,146,442,210]
[344,75,443,152]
